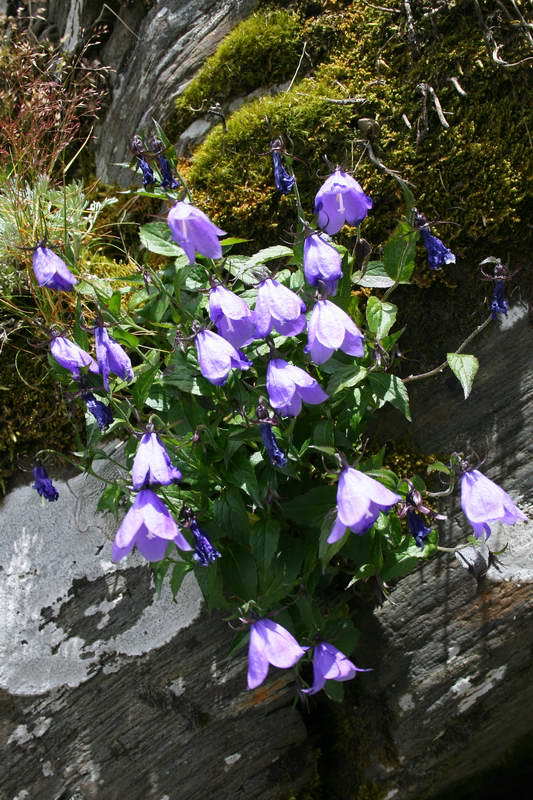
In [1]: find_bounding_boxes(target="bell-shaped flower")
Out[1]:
[112,489,192,562]
[302,642,371,695]
[94,326,134,392]
[460,469,527,539]
[490,280,509,319]
[131,432,182,490]
[271,149,295,194]
[266,359,328,417]
[328,467,401,543]
[167,201,226,264]
[32,245,77,291]
[314,168,372,234]
[306,299,364,364]
[420,226,456,270]
[32,466,59,502]
[259,423,288,468]
[303,233,343,296]
[50,335,99,380]
[195,329,251,385]
[190,520,221,566]
[407,510,433,548]
[83,393,113,431]
[209,285,255,348]
[253,278,306,338]
[247,618,307,690]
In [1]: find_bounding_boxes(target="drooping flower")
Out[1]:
[32,465,59,502]
[314,168,372,234]
[302,642,371,695]
[306,299,364,364]
[131,432,182,490]
[407,510,433,548]
[112,489,192,562]
[303,233,343,296]
[83,393,113,431]
[247,618,307,690]
[259,423,288,468]
[460,469,527,539]
[270,142,295,194]
[209,285,255,348]
[157,155,180,189]
[50,335,99,379]
[136,155,155,187]
[419,226,456,270]
[195,329,251,386]
[167,201,226,264]
[253,278,306,338]
[328,467,401,543]
[190,520,221,566]
[490,280,509,319]
[266,359,328,417]
[32,245,77,291]
[94,326,134,392]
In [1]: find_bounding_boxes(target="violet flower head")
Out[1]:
[306,299,364,365]
[419,226,456,270]
[32,245,77,291]
[490,280,509,319]
[167,201,226,264]
[83,393,113,431]
[94,326,134,392]
[136,155,155,187]
[131,432,182,490]
[314,168,372,234]
[271,147,295,194]
[209,285,255,348]
[195,329,251,386]
[112,489,192,562]
[253,278,306,338]
[260,423,288,468]
[460,469,526,539]
[156,155,180,190]
[407,510,432,548]
[32,465,59,502]
[266,359,328,418]
[247,618,307,690]
[328,467,401,543]
[50,335,99,380]
[303,233,343,297]
[302,642,371,695]
[190,520,221,566]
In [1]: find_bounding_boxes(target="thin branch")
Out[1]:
[403,0,417,44]
[403,316,493,384]
[447,76,468,97]
[287,41,308,92]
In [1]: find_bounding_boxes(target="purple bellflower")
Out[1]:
[209,285,255,348]
[460,469,527,539]
[407,510,433,548]
[136,155,155,187]
[32,245,77,291]
[314,168,372,234]
[306,299,364,365]
[131,432,182,490]
[195,329,251,386]
[490,281,509,319]
[247,618,307,690]
[328,467,401,543]
[94,326,134,392]
[156,154,180,190]
[253,278,306,338]
[266,359,328,417]
[419,226,456,270]
[167,201,226,264]
[112,489,192,562]
[83,393,113,431]
[271,148,295,194]
[190,520,221,566]
[259,423,288,468]
[302,642,371,695]
[32,465,59,502]
[303,233,343,296]
[50,335,99,380]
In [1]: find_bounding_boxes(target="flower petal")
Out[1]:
[252,619,306,669]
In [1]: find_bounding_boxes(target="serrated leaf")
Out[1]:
[426,461,451,475]
[251,519,280,574]
[170,562,192,599]
[319,509,348,570]
[367,372,411,421]
[354,261,395,288]
[162,350,213,396]
[446,353,479,399]
[326,365,367,395]
[365,296,397,340]
[382,220,417,284]
[132,362,160,410]
[139,221,183,256]
[247,245,292,267]
[283,485,337,527]
[225,255,270,286]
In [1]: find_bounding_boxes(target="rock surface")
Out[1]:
[0,469,311,800]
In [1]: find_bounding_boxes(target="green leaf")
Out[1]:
[365,296,397,340]
[139,221,183,256]
[324,679,345,703]
[213,489,250,539]
[354,261,395,289]
[220,544,257,601]
[319,509,349,570]
[283,485,337,527]
[326,365,367,395]
[132,361,160,410]
[162,350,213,396]
[382,220,417,284]
[251,519,280,574]
[96,483,125,513]
[367,372,411,421]
[426,460,452,475]
[170,562,192,599]
[227,456,263,507]
[247,245,292,267]
[153,559,171,596]
[225,255,270,286]
[446,353,479,399]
